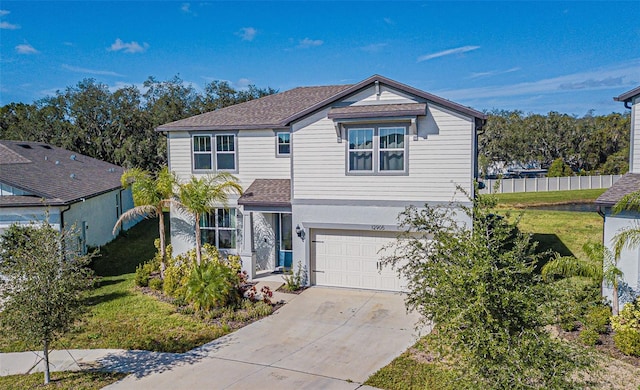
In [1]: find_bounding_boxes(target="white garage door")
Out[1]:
[311,229,406,291]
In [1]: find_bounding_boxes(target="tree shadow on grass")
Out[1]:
[530,233,574,271]
[93,278,127,289]
[84,291,131,306]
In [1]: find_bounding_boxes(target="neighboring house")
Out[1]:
[0,140,136,252]
[157,75,486,291]
[596,86,640,307]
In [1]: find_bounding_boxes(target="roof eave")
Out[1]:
[614,86,640,103]
[156,124,289,132]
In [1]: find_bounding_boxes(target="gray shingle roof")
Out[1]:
[0,140,124,207]
[614,86,640,103]
[595,173,640,206]
[156,75,486,132]
[238,179,291,208]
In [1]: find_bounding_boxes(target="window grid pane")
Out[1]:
[348,129,374,171]
[215,135,236,170]
[277,133,290,155]
[200,208,236,249]
[194,136,213,170]
[379,127,405,171]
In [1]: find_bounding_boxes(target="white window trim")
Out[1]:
[276,132,291,157]
[192,135,213,171]
[201,208,237,250]
[215,134,237,172]
[346,125,408,175]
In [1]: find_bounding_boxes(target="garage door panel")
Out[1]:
[312,229,406,292]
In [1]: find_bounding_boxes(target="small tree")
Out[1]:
[0,222,94,385]
[383,189,593,388]
[113,166,177,278]
[178,173,243,265]
[547,157,573,177]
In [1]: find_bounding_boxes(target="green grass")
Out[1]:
[494,188,606,208]
[0,215,235,353]
[0,371,126,389]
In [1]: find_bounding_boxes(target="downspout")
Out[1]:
[60,204,72,231]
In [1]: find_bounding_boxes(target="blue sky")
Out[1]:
[1,1,639,115]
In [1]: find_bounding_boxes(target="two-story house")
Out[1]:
[596,86,640,307]
[157,75,486,291]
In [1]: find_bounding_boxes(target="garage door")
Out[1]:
[311,229,406,291]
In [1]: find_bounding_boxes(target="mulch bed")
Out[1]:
[558,326,640,367]
[275,285,308,295]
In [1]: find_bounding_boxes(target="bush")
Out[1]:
[579,328,600,346]
[547,158,573,177]
[134,261,157,287]
[282,261,308,292]
[149,277,163,291]
[185,261,240,312]
[584,305,611,334]
[611,298,640,356]
[613,330,640,356]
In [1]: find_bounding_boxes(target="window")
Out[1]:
[193,136,212,170]
[347,126,407,174]
[201,208,236,249]
[379,127,405,171]
[216,135,236,170]
[192,134,236,171]
[276,132,290,156]
[348,128,374,171]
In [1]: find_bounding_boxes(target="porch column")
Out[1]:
[240,209,255,280]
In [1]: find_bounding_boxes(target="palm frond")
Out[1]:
[541,254,601,281]
[612,226,640,259]
[112,205,158,235]
[613,190,640,214]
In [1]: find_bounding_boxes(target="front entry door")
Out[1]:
[277,213,293,269]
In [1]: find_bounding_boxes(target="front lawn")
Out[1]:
[494,188,606,208]
[0,216,271,354]
[0,371,126,390]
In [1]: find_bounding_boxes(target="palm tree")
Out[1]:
[178,173,243,265]
[113,166,177,278]
[542,242,623,315]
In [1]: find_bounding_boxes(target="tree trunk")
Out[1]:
[158,208,166,279]
[43,338,50,385]
[195,214,202,266]
[612,283,619,316]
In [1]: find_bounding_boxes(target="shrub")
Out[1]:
[134,261,157,287]
[611,298,640,356]
[613,330,640,356]
[282,261,308,291]
[185,261,240,312]
[149,278,163,291]
[579,328,600,346]
[547,158,573,177]
[584,305,611,334]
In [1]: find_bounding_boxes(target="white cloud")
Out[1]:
[0,10,10,16]
[181,3,191,13]
[383,17,395,25]
[108,38,149,53]
[360,43,387,53]
[15,43,38,54]
[417,45,480,62]
[440,59,640,101]
[61,64,124,77]
[1,21,19,29]
[469,67,521,79]
[238,27,257,41]
[297,38,323,49]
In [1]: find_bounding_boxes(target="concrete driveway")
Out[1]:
[104,287,422,389]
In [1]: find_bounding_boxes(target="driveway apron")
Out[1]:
[104,287,422,389]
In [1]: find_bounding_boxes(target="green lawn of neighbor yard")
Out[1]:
[494,188,606,208]
[0,216,233,353]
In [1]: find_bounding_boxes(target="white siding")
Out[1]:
[346,85,420,105]
[631,97,640,173]
[292,103,474,203]
[602,211,640,309]
[167,129,289,190]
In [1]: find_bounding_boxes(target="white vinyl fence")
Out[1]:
[480,175,622,194]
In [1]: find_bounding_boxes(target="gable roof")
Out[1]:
[156,75,486,132]
[614,86,640,103]
[0,140,124,207]
[595,173,640,206]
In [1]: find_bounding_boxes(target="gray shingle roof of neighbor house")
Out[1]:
[614,86,640,103]
[238,179,291,208]
[0,140,125,207]
[155,75,486,132]
[595,173,640,206]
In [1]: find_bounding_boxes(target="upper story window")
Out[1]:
[193,134,236,172]
[193,135,212,170]
[347,126,407,174]
[276,132,290,156]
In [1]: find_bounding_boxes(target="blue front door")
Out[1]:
[278,213,293,269]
